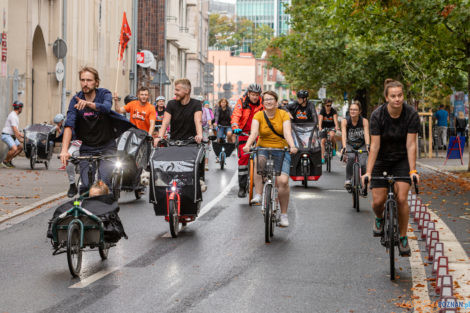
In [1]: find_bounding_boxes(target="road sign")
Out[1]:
[137,50,155,68]
[204,63,214,73]
[223,83,232,91]
[203,74,214,83]
[136,52,144,64]
[52,38,67,59]
[55,61,64,82]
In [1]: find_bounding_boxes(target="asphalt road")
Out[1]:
[0,153,419,313]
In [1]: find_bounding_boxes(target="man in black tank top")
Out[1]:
[341,101,370,191]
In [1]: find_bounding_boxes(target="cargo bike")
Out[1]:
[47,155,127,277]
[149,138,207,238]
[23,123,56,169]
[209,134,236,170]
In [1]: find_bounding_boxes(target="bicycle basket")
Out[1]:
[256,148,285,177]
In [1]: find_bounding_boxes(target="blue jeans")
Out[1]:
[79,140,117,193]
[217,126,231,140]
[258,149,291,176]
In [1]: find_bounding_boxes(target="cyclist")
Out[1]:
[1,101,24,168]
[243,91,298,227]
[114,86,156,136]
[214,98,233,143]
[60,67,133,194]
[319,98,340,164]
[362,79,420,257]
[153,78,206,191]
[285,90,317,124]
[340,100,369,192]
[231,83,264,198]
[154,96,166,133]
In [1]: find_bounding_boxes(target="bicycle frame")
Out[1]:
[166,180,181,221]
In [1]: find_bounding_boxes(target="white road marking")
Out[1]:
[426,208,470,304]
[69,267,119,288]
[71,172,238,288]
[407,229,432,312]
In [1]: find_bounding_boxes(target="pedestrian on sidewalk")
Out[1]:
[455,111,467,138]
[1,101,24,168]
[434,104,449,150]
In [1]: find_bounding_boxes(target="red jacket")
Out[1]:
[231,95,264,131]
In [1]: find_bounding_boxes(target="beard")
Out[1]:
[82,86,95,95]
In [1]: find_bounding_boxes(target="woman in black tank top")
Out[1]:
[341,101,370,189]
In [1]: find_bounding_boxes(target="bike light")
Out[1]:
[115,160,122,168]
[302,154,308,158]
[171,186,176,192]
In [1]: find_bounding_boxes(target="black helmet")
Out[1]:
[12,100,24,109]
[124,95,138,105]
[247,83,262,94]
[297,90,309,99]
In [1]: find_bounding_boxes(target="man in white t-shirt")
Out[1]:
[1,101,24,168]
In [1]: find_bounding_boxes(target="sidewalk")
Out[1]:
[0,156,68,221]
[417,145,469,178]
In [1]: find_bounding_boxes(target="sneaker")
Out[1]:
[3,161,13,168]
[67,183,78,198]
[250,193,262,205]
[279,214,289,227]
[344,180,352,193]
[321,158,325,164]
[373,217,384,237]
[58,165,66,171]
[238,188,246,198]
[333,149,336,156]
[398,236,411,257]
[200,179,207,192]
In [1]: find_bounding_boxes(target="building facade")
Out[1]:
[236,0,290,36]
[0,0,134,132]
[209,0,235,16]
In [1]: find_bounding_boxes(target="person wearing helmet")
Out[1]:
[1,101,24,168]
[154,96,166,134]
[53,113,65,133]
[114,86,156,136]
[231,83,264,198]
[286,90,318,124]
[319,98,340,163]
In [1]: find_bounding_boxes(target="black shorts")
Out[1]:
[371,158,411,189]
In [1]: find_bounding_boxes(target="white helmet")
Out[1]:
[155,96,165,102]
[53,113,65,124]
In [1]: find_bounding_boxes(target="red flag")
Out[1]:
[118,12,131,61]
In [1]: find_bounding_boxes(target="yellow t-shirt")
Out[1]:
[254,109,289,149]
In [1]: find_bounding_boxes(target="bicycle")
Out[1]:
[322,128,335,172]
[236,132,255,204]
[341,148,368,212]
[250,147,288,243]
[363,173,418,280]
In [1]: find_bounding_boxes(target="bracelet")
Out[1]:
[409,170,418,175]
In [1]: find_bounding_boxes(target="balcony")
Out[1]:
[166,21,180,42]
[186,0,197,6]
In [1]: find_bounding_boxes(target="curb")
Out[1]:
[0,192,67,224]
[416,161,470,183]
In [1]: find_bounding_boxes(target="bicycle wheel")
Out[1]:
[353,164,360,212]
[67,221,82,277]
[387,203,396,280]
[264,184,273,243]
[220,152,225,170]
[99,243,109,260]
[169,199,180,238]
[30,147,36,170]
[111,172,121,201]
[248,158,254,205]
[45,160,49,170]
[326,153,331,172]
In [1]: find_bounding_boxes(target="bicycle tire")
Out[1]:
[99,243,109,260]
[353,164,360,212]
[66,221,82,277]
[30,147,36,170]
[111,172,121,201]
[220,152,225,170]
[248,158,254,205]
[45,160,49,170]
[326,154,331,172]
[264,184,273,243]
[303,175,308,188]
[388,202,396,280]
[169,199,180,238]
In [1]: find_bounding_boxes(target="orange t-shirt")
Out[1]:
[124,100,157,132]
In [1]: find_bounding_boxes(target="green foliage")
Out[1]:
[209,14,274,58]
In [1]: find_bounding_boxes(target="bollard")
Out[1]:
[427,230,439,250]
[439,275,453,298]
[438,296,458,313]
[435,256,449,293]
[433,250,444,274]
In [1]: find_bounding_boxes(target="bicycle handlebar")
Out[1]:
[340,149,369,162]
[159,137,208,147]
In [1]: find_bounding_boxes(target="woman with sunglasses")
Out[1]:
[243,91,298,227]
[319,99,340,164]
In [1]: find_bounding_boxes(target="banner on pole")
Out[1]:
[118,12,131,61]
